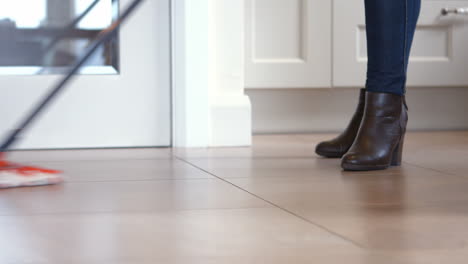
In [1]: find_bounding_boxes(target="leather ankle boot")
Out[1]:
[315,88,366,158]
[341,91,408,171]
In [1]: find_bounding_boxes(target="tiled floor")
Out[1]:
[1,131,468,263]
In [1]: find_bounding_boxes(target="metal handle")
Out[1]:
[441,7,468,16]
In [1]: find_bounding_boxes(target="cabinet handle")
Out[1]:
[441,7,468,16]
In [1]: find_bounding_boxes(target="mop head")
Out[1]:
[0,154,63,189]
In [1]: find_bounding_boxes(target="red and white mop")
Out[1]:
[0,0,145,189]
[0,154,63,188]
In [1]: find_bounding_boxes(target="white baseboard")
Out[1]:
[210,95,252,146]
[246,87,468,134]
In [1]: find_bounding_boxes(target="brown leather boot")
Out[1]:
[341,91,408,171]
[315,88,366,158]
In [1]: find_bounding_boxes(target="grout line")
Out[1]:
[169,156,324,160]
[174,155,367,249]
[59,177,218,184]
[402,161,459,176]
[9,157,176,164]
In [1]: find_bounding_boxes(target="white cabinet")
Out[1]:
[245,0,331,88]
[334,0,468,87]
[246,0,468,88]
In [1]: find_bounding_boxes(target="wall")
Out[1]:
[247,87,468,134]
[172,0,252,147]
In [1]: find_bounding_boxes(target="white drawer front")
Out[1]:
[334,0,468,87]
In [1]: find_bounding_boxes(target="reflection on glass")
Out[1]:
[0,0,118,75]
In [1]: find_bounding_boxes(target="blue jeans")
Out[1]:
[365,0,421,95]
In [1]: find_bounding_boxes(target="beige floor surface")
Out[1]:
[1,131,468,263]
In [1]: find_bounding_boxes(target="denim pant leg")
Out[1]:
[364,0,421,95]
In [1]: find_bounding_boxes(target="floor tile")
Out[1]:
[227,164,468,208]
[223,163,468,251]
[180,157,338,179]
[0,179,268,215]
[6,148,172,162]
[403,131,468,176]
[35,159,214,182]
[388,249,468,264]
[291,204,468,251]
[181,156,427,180]
[173,134,315,159]
[0,208,381,264]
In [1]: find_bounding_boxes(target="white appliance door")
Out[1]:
[0,0,171,149]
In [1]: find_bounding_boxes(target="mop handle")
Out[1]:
[0,0,145,152]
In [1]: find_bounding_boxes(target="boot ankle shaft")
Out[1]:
[364,92,404,117]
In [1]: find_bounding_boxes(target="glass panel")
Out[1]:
[0,0,118,75]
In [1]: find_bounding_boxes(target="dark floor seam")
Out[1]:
[175,155,367,249]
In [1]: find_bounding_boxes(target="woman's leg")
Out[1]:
[315,0,421,161]
[340,0,422,170]
[365,0,421,95]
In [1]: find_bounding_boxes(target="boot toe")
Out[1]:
[341,153,359,164]
[315,141,343,158]
[341,152,388,171]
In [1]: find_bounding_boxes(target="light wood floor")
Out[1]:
[1,131,468,263]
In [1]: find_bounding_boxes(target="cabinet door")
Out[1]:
[334,0,468,87]
[245,0,331,88]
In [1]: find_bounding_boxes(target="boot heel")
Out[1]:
[391,137,405,166]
